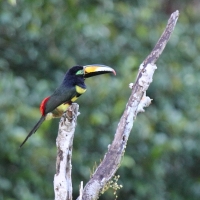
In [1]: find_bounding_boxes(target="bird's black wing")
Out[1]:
[44,85,77,114]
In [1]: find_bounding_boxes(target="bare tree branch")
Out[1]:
[78,10,179,200]
[53,10,179,200]
[54,104,79,200]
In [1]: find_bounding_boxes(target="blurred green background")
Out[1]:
[1,0,200,199]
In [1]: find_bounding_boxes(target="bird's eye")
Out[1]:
[76,70,84,75]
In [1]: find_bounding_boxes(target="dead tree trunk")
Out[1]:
[54,104,79,200]
[54,10,179,200]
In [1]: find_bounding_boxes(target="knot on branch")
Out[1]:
[138,63,157,91]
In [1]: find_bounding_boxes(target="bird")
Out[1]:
[20,64,116,147]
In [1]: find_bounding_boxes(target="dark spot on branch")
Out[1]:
[66,109,73,122]
[56,148,64,175]
[59,149,64,161]
[122,134,126,142]
[99,174,104,180]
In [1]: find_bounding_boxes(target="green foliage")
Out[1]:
[1,0,200,199]
[101,175,123,199]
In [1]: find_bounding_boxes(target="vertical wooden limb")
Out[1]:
[54,103,79,200]
[78,10,179,200]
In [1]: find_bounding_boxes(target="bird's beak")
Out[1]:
[83,64,116,78]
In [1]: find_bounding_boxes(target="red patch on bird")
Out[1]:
[40,97,50,115]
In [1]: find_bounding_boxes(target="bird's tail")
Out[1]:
[19,116,45,148]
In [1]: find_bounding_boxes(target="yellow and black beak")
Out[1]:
[83,64,116,78]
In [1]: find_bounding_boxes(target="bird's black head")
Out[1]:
[63,64,115,87]
[67,65,84,76]
[62,66,85,88]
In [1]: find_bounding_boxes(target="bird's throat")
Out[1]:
[75,85,86,94]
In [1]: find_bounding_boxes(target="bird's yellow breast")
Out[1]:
[75,85,86,94]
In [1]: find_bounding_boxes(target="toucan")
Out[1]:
[20,64,116,147]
